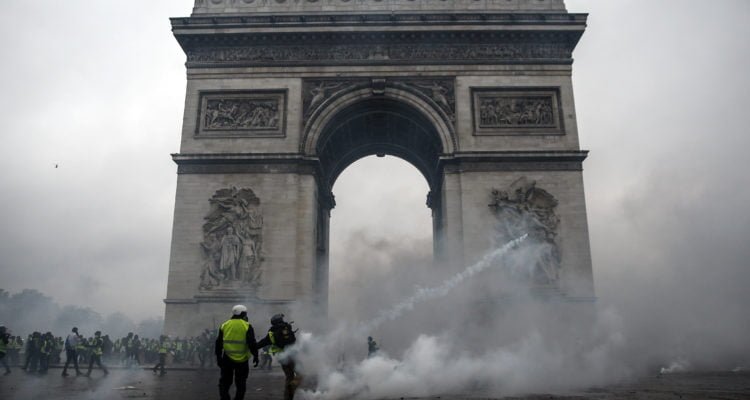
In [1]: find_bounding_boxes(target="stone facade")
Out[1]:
[164,0,594,336]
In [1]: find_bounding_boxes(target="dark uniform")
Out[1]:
[0,326,11,375]
[215,306,259,400]
[257,314,300,400]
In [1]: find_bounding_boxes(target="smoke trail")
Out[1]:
[358,234,528,333]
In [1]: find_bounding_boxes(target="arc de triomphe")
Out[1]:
[164,0,594,336]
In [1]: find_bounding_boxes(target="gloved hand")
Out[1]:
[216,356,223,368]
[252,356,259,368]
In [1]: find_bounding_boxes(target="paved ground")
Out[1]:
[1,366,749,400]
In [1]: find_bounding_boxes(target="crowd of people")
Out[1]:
[0,325,260,375]
[2,308,304,400]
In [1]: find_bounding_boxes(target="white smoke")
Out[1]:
[285,235,634,400]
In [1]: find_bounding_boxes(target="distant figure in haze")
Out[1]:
[85,331,109,377]
[0,325,11,375]
[152,335,170,376]
[367,336,379,358]
[258,345,273,371]
[62,327,83,376]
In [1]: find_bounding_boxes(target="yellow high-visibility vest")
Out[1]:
[220,319,250,362]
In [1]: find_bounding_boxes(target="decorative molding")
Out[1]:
[196,90,287,138]
[472,87,563,136]
[178,31,577,68]
[441,151,587,172]
[191,0,567,14]
[199,187,265,292]
[489,177,561,286]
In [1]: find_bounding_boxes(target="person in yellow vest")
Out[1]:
[85,331,108,377]
[152,335,170,376]
[215,305,259,400]
[256,314,299,400]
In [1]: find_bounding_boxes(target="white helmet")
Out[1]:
[232,304,248,316]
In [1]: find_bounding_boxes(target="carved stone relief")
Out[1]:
[489,177,560,286]
[197,91,286,137]
[186,39,571,67]
[302,77,455,131]
[302,79,369,121]
[472,88,563,135]
[199,187,264,291]
[394,78,456,122]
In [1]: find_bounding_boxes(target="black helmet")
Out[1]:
[270,314,285,326]
[72,327,78,332]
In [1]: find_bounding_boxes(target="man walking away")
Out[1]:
[215,305,259,400]
[257,314,299,400]
[62,327,83,376]
[0,325,11,375]
[85,331,108,377]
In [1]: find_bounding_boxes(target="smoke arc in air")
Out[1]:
[357,234,528,336]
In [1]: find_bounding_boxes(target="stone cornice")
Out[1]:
[172,13,587,29]
[173,152,321,174]
[191,0,567,15]
[441,150,588,172]
[172,13,586,68]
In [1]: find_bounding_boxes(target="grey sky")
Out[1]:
[0,0,749,336]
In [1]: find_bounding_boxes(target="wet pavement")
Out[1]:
[1,366,749,400]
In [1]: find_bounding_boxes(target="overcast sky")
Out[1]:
[0,0,748,330]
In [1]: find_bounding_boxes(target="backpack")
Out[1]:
[270,322,296,348]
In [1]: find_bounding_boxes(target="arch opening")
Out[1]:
[315,97,445,195]
[328,156,433,321]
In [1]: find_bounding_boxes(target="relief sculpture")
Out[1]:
[489,177,561,286]
[198,91,286,137]
[204,98,280,130]
[199,187,264,291]
[479,96,554,128]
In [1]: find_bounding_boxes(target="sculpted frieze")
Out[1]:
[200,187,265,292]
[197,91,286,137]
[185,35,572,67]
[489,177,561,286]
[472,88,563,135]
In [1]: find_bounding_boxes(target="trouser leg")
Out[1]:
[39,355,48,373]
[281,360,299,400]
[29,353,39,372]
[159,353,166,374]
[87,355,94,375]
[0,352,10,373]
[234,361,249,400]
[218,359,235,400]
[95,355,108,374]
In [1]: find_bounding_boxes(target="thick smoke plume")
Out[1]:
[288,234,628,399]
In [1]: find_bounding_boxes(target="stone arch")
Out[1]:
[303,86,456,158]
[302,86,456,197]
